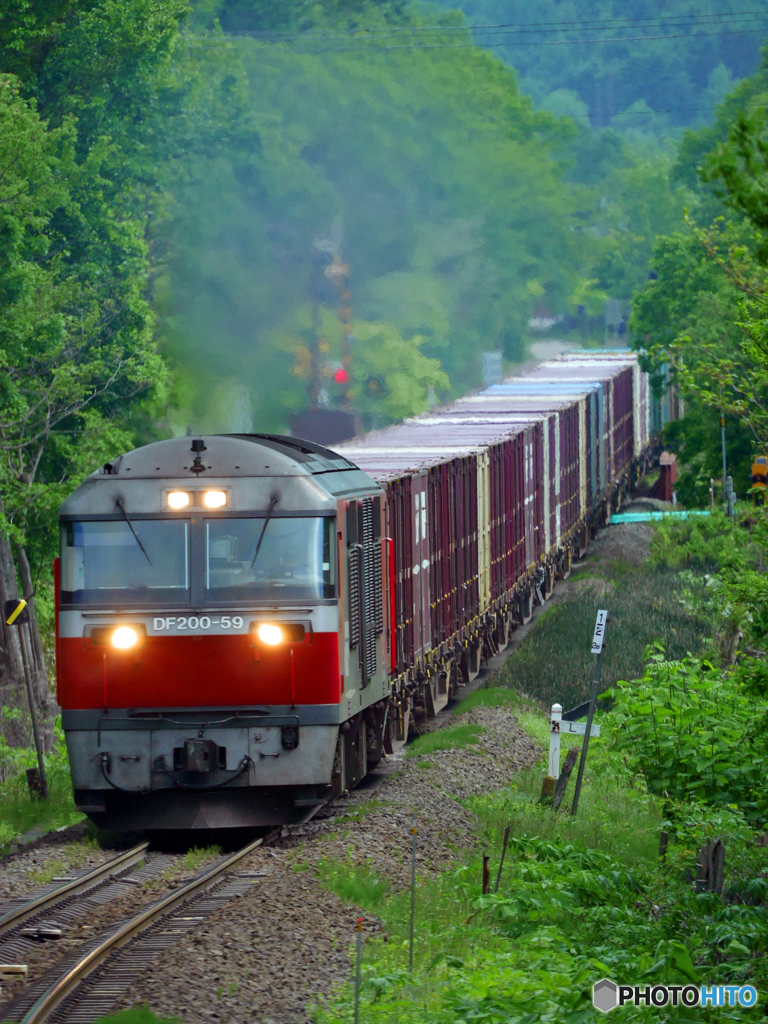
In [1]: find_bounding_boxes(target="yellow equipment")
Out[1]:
[752,456,768,504]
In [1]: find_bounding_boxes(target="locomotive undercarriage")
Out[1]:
[66,698,395,831]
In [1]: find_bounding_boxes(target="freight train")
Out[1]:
[56,351,657,831]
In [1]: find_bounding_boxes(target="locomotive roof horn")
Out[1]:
[190,437,208,475]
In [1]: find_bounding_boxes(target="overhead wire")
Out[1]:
[222,8,768,41]
[193,25,768,54]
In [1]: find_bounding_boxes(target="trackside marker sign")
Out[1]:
[590,609,608,654]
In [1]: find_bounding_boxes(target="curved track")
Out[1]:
[0,844,149,938]
[1,835,268,1024]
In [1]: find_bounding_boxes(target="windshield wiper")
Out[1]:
[250,492,280,569]
[116,499,153,565]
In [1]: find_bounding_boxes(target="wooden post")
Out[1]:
[482,855,490,895]
[695,838,725,894]
[494,825,511,893]
[353,917,363,1024]
[409,815,417,972]
[658,831,669,860]
[6,601,48,799]
[551,747,579,811]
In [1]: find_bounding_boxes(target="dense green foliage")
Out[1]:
[609,645,767,818]
[313,729,768,1023]
[159,25,587,433]
[438,0,765,132]
[0,0,182,566]
[631,47,768,502]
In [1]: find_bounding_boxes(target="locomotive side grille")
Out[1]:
[362,498,373,546]
[361,498,376,679]
[371,543,383,632]
[364,627,377,680]
[347,498,384,683]
[361,497,384,633]
[348,546,362,649]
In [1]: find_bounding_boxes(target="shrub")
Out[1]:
[608,645,768,820]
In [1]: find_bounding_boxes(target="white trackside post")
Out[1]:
[549,703,562,779]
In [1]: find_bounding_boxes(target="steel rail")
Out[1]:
[19,834,266,1024]
[0,843,150,937]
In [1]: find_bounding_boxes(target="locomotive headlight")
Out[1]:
[257,623,284,646]
[167,491,190,510]
[112,626,139,650]
[203,490,227,509]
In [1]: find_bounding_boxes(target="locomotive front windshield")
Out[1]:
[61,520,190,604]
[205,516,335,601]
[60,515,336,605]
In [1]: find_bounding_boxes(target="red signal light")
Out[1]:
[333,368,349,384]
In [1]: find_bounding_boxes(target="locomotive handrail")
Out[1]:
[19,833,267,1024]
[0,842,149,936]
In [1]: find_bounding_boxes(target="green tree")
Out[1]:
[158,21,592,434]
[631,47,768,503]
[0,1,186,732]
[436,0,767,131]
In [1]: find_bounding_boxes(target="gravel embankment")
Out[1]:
[120,702,540,1024]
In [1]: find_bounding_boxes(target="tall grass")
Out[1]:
[497,564,711,709]
[0,721,83,851]
[406,723,485,758]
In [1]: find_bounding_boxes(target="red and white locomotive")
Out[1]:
[56,434,392,830]
[56,353,665,832]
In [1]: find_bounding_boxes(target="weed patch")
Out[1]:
[317,857,391,913]
[335,798,391,823]
[406,724,484,758]
[181,846,221,874]
[312,740,767,1024]
[453,686,520,714]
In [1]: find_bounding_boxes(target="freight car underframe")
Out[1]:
[381,448,652,750]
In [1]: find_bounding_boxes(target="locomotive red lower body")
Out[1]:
[59,604,391,830]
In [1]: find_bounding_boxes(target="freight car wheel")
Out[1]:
[558,546,572,580]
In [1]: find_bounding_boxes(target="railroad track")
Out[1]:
[0,843,150,939]
[0,835,268,1024]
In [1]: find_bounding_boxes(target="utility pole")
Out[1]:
[721,412,727,500]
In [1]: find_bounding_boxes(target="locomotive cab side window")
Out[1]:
[205,516,336,601]
[61,520,190,604]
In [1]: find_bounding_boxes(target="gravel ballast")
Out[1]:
[119,702,540,1024]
